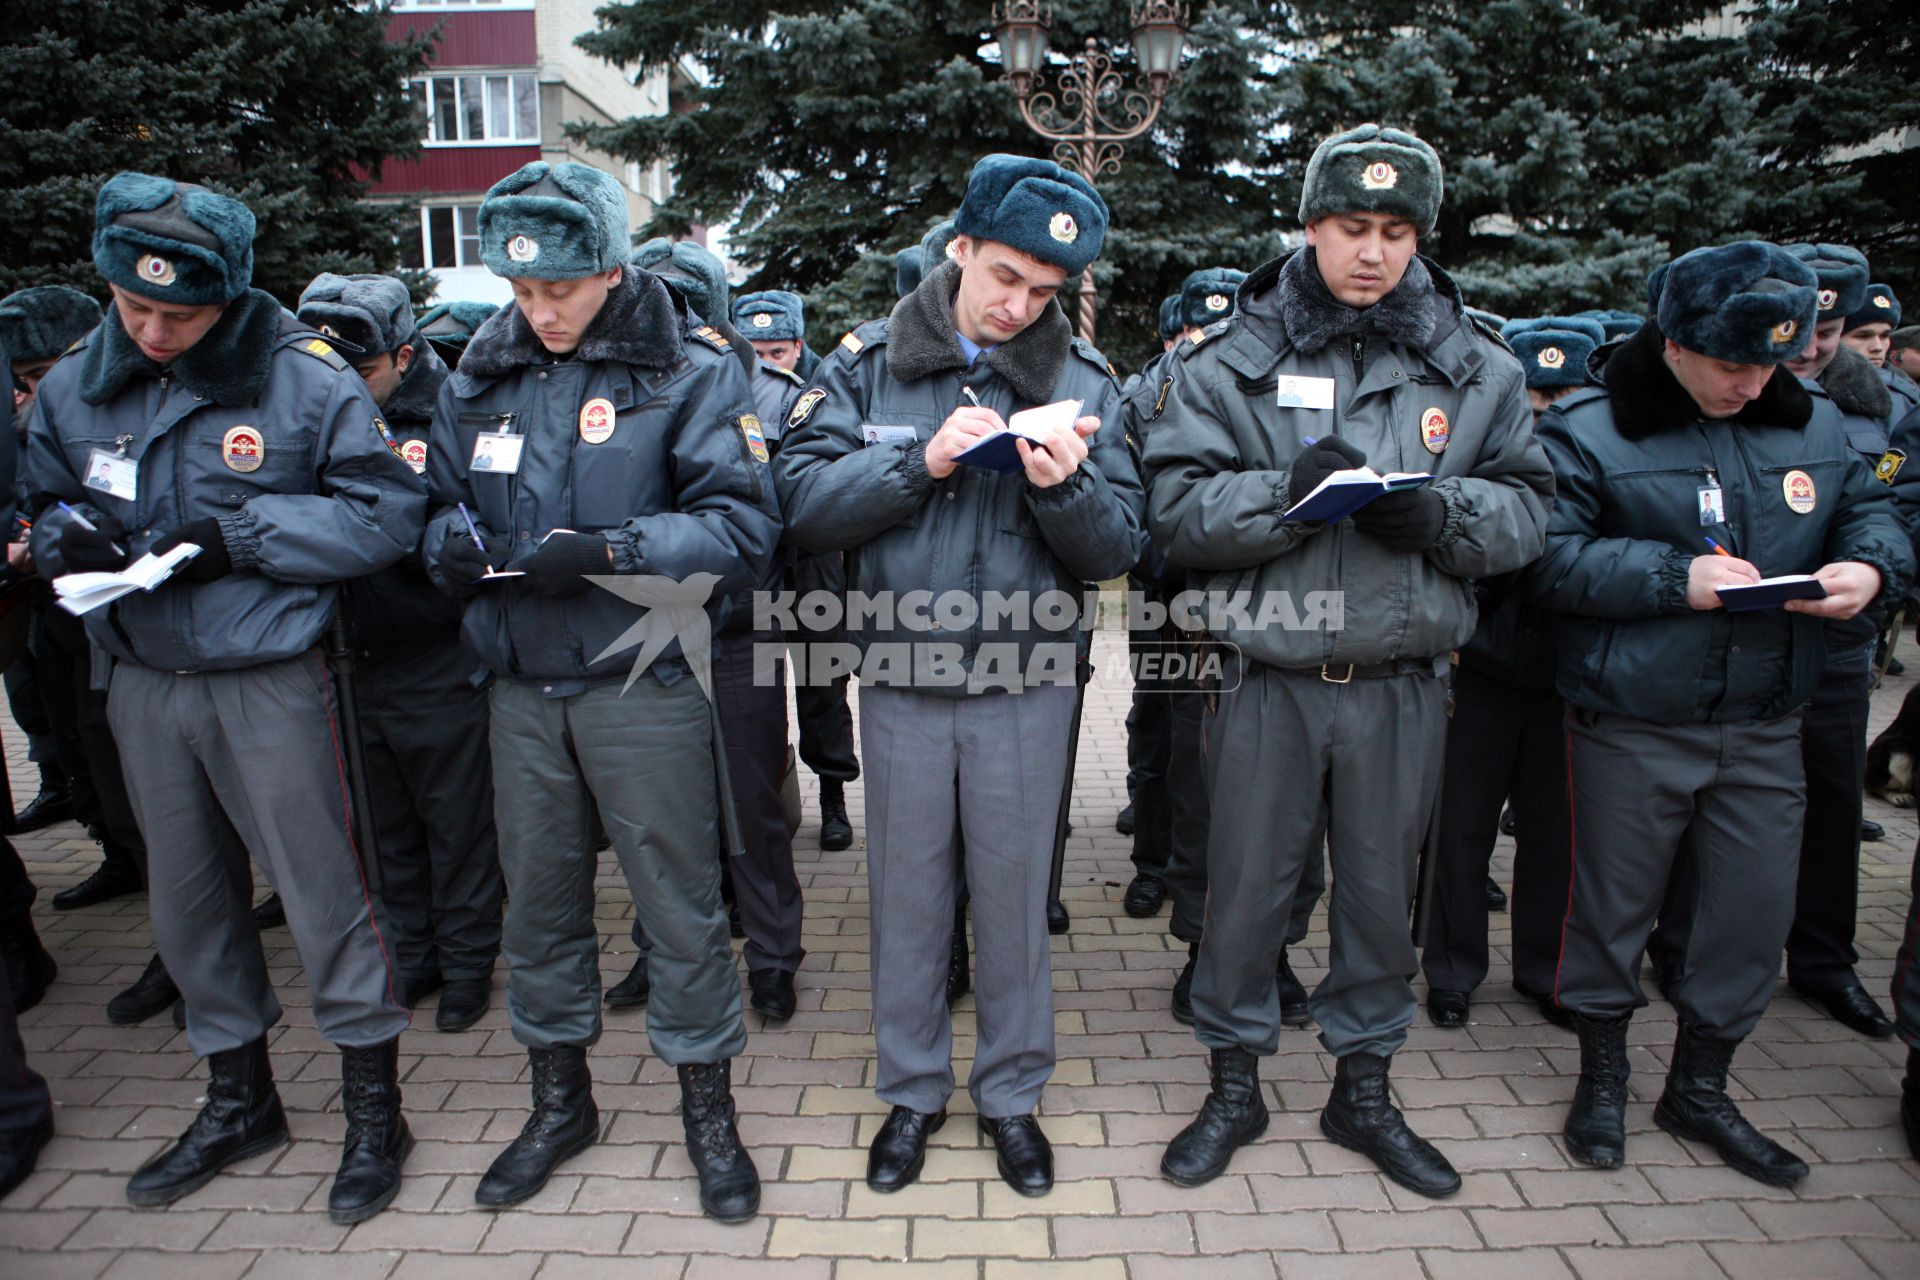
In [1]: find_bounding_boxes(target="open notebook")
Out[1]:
[53,543,202,616]
[954,399,1084,476]
[1282,467,1433,523]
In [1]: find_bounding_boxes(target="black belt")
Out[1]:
[1297,658,1436,684]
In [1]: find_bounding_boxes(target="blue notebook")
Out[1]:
[1715,575,1828,611]
[955,399,1083,476]
[1282,468,1433,523]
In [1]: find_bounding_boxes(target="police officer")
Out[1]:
[1527,241,1912,1185]
[423,162,777,1221]
[1145,124,1551,1197]
[416,299,499,371]
[1890,326,1920,384]
[1896,850,1920,1161]
[27,173,425,1223]
[296,273,504,1033]
[776,154,1143,1197]
[1842,284,1903,384]
[735,289,862,855]
[1420,316,1602,1029]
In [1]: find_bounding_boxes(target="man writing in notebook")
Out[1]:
[1526,242,1911,1186]
[1141,124,1551,1198]
[774,154,1143,1198]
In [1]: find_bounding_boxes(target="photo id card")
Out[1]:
[470,432,524,475]
[1276,376,1337,410]
[83,449,138,501]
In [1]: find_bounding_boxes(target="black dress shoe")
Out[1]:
[1320,1052,1461,1199]
[1277,949,1311,1027]
[11,775,72,833]
[107,953,179,1025]
[978,1113,1052,1197]
[399,970,444,1009]
[1860,818,1886,842]
[477,1046,598,1208]
[127,1037,289,1205]
[436,979,491,1032]
[749,968,797,1021]
[1,918,56,1014]
[728,902,746,939]
[329,1039,411,1224]
[1484,877,1507,913]
[51,858,143,911]
[604,954,649,1008]
[1888,655,1907,677]
[1171,942,1197,1025]
[1046,899,1069,935]
[0,1112,53,1202]
[1115,803,1135,836]
[1427,989,1469,1027]
[252,892,287,929]
[1122,874,1166,918]
[1514,982,1575,1031]
[1793,979,1896,1039]
[819,781,853,852]
[866,1106,946,1192]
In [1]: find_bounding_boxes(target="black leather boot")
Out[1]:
[1123,874,1166,918]
[1,915,56,1014]
[604,954,650,1008]
[11,767,71,833]
[1171,940,1198,1025]
[1565,1013,1631,1168]
[1276,948,1311,1027]
[476,1046,598,1208]
[678,1060,760,1222]
[1901,1047,1919,1163]
[1162,1046,1268,1186]
[107,952,179,1026]
[329,1038,412,1224]
[819,780,853,851]
[1320,1052,1460,1198]
[127,1036,289,1205]
[945,919,970,1009]
[51,853,143,911]
[749,968,796,1021]
[1654,1025,1807,1186]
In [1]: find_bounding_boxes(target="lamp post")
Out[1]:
[990,1,1189,345]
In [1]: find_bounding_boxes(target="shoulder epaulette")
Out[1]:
[1465,313,1513,355]
[768,363,803,384]
[835,319,889,362]
[1067,337,1115,380]
[287,334,350,371]
[1178,318,1232,360]
[691,325,731,352]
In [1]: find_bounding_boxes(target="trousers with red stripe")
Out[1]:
[1555,707,1804,1039]
[108,650,407,1056]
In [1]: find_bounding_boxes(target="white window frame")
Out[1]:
[404,204,486,271]
[408,72,540,147]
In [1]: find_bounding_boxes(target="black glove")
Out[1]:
[438,530,493,600]
[1286,436,1369,510]
[1352,485,1447,552]
[521,531,609,599]
[152,517,234,582]
[55,512,129,574]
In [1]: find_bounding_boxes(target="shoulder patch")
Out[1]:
[788,387,827,430]
[291,335,350,370]
[1152,375,1174,421]
[692,325,731,352]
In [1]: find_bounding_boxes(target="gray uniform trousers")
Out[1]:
[862,681,1076,1118]
[1192,659,1446,1059]
[107,651,408,1057]
[1555,709,1805,1040]
[359,642,502,983]
[490,674,746,1065]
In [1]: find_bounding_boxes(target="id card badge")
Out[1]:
[862,425,918,447]
[83,448,138,502]
[1698,484,1725,527]
[1276,376,1337,410]
[470,432,524,475]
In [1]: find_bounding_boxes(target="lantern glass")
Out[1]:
[1133,19,1184,81]
[993,5,1050,79]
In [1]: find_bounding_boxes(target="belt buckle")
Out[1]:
[1320,662,1354,684]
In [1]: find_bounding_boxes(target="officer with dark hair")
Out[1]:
[297,272,503,1033]
[1528,241,1912,1185]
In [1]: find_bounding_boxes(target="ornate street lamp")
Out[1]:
[989,2,1189,344]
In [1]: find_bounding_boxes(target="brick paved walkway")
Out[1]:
[3,629,1917,1278]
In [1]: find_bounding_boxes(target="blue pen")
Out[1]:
[58,501,124,556]
[456,502,489,556]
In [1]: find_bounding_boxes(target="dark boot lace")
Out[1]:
[681,1063,744,1166]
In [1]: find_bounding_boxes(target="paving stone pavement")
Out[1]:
[2,628,1917,1278]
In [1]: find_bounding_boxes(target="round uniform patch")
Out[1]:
[1362,161,1398,190]
[138,254,177,287]
[1049,212,1078,244]
[401,439,429,475]
[740,414,769,464]
[507,234,539,264]
[751,313,773,329]
[1537,346,1565,369]
[1420,407,1450,454]
[1783,468,1817,514]
[1771,318,1800,346]
[579,397,616,445]
[1205,293,1230,313]
[1817,288,1838,312]
[787,387,826,430]
[222,426,265,473]
[1875,294,1894,310]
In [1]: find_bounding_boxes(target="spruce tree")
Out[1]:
[0,1,434,305]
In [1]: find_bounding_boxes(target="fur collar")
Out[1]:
[1272,246,1440,355]
[1821,344,1893,421]
[885,260,1072,404]
[1598,320,1812,440]
[79,288,284,407]
[383,332,451,426]
[458,266,684,380]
